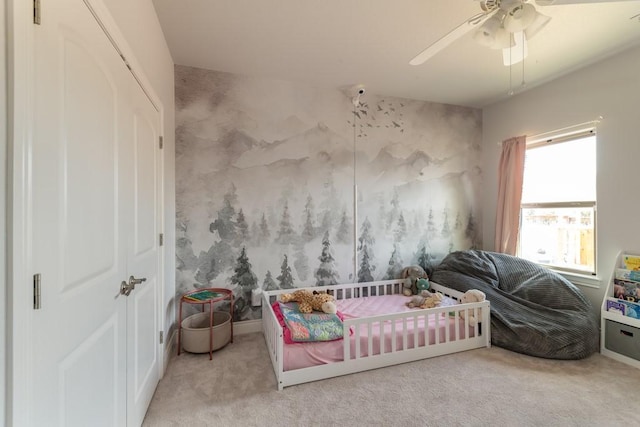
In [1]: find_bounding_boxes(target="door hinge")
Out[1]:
[33,274,42,309]
[33,0,41,25]
[159,136,164,149]
[159,233,164,246]
[159,331,164,344]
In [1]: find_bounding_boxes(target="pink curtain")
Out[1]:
[494,135,526,255]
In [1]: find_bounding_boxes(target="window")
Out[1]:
[518,129,596,275]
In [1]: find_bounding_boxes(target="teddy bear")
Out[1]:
[400,265,429,296]
[406,290,444,309]
[458,289,486,326]
[279,289,337,314]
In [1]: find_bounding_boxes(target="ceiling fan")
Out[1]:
[410,0,634,67]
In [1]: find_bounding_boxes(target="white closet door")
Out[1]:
[30,0,160,425]
[126,76,161,427]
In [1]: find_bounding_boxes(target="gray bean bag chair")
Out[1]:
[431,250,599,359]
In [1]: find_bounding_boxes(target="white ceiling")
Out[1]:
[152,0,640,108]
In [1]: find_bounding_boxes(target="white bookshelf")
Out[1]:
[600,251,640,369]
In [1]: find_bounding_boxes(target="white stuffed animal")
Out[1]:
[459,289,486,326]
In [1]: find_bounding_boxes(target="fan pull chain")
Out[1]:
[508,43,514,96]
[521,31,526,89]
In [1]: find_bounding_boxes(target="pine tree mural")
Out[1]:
[200,185,243,283]
[315,231,339,286]
[377,196,387,231]
[301,194,316,242]
[230,247,258,294]
[357,245,374,283]
[195,251,217,284]
[319,210,333,237]
[335,209,351,244]
[249,220,259,246]
[466,211,479,249]
[196,241,236,284]
[411,212,421,236]
[358,217,375,253]
[414,243,434,275]
[384,244,404,280]
[357,217,376,281]
[235,208,250,247]
[386,188,400,230]
[229,247,258,319]
[276,254,295,289]
[209,185,239,243]
[393,212,407,243]
[293,238,310,282]
[275,201,295,245]
[426,207,437,240]
[263,270,279,292]
[441,208,451,238]
[226,182,238,205]
[454,210,462,230]
[258,212,270,246]
[176,222,198,271]
[318,178,339,235]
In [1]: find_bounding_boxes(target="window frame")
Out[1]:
[517,129,597,275]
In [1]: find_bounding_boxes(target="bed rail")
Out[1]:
[261,279,490,390]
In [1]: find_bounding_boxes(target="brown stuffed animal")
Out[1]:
[280,289,337,314]
[406,290,444,309]
[401,265,429,296]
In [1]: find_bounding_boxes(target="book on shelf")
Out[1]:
[616,299,640,320]
[622,254,640,271]
[615,268,640,283]
[607,297,640,320]
[184,289,223,302]
[606,298,626,316]
[613,279,640,303]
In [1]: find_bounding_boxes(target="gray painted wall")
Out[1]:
[2,0,7,421]
[482,45,640,315]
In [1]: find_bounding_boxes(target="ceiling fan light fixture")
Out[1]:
[472,13,504,47]
[491,27,513,50]
[504,3,537,32]
[524,11,551,40]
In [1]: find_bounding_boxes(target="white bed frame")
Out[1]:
[262,279,491,390]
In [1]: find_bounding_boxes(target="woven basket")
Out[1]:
[181,311,231,353]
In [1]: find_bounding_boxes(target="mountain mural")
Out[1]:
[175,65,482,322]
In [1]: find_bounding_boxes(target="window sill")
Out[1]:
[555,270,602,289]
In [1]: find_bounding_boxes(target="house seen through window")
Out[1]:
[518,129,596,275]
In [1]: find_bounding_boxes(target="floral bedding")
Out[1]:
[272,302,345,343]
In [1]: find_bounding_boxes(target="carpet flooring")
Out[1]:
[143,332,640,427]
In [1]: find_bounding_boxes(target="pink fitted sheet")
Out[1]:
[283,294,476,371]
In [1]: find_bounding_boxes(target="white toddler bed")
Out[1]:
[262,279,491,390]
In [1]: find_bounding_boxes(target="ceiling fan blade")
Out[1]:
[409,12,493,66]
[536,0,636,5]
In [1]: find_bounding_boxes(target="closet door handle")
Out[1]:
[129,276,147,286]
[121,280,134,296]
[120,276,147,296]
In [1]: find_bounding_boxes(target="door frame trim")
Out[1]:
[7,1,166,425]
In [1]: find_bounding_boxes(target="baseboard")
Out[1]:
[234,319,262,335]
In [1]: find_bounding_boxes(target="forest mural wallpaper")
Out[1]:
[175,65,483,321]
